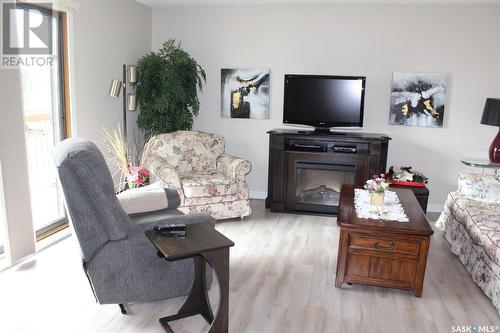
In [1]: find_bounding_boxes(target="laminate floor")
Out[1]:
[0,200,498,333]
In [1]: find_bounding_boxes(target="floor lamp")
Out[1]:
[108,64,137,138]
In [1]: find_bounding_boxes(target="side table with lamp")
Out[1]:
[480,98,500,163]
[461,159,500,176]
[461,98,500,174]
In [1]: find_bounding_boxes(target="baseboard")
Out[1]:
[249,190,444,213]
[427,204,444,213]
[249,191,267,200]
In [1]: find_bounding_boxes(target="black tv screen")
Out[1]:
[283,75,366,128]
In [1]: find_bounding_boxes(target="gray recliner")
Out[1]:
[53,138,215,311]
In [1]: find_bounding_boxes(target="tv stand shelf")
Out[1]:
[266,129,391,215]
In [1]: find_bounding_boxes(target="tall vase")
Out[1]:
[370,192,385,206]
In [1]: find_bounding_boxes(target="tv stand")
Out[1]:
[266,129,391,215]
[297,128,348,135]
[313,127,333,135]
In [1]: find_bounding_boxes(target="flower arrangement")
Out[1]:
[127,166,150,188]
[364,174,390,193]
[388,166,428,184]
[102,126,155,192]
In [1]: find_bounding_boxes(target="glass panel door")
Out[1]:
[19,5,68,237]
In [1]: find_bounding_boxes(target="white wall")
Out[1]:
[73,0,152,144]
[152,4,500,209]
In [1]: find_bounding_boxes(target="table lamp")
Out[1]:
[481,98,500,163]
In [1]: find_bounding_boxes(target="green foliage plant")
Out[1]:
[135,39,206,138]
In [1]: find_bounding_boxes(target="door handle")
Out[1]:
[373,241,394,250]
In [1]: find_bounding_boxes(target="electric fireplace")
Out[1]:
[293,161,356,214]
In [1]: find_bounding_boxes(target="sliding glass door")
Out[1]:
[19,4,70,240]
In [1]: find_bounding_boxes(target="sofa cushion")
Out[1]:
[442,191,500,266]
[457,173,500,203]
[178,199,252,220]
[117,181,181,215]
[181,172,238,198]
[182,184,249,206]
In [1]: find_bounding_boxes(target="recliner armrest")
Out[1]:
[117,182,181,215]
[216,154,252,181]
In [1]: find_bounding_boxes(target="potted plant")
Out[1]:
[365,174,390,206]
[134,39,206,138]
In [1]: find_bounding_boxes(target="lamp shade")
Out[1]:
[108,79,122,97]
[480,98,500,126]
[127,65,137,83]
[127,93,137,111]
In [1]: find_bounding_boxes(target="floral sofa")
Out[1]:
[436,173,500,313]
[143,130,252,220]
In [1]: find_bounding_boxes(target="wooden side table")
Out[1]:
[389,184,429,213]
[146,223,234,333]
[335,185,433,297]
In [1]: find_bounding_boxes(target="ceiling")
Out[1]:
[137,0,500,7]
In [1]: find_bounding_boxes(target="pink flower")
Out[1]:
[128,165,140,176]
[127,173,137,183]
[139,168,150,177]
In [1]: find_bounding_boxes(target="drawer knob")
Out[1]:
[374,241,394,250]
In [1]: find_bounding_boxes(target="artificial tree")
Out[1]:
[135,39,206,138]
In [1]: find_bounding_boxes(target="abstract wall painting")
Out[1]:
[221,68,270,119]
[389,73,448,128]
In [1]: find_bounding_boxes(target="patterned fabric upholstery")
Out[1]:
[144,130,252,220]
[457,173,500,203]
[148,131,225,173]
[436,174,500,314]
[181,173,239,198]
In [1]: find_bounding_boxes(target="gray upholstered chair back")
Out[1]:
[54,138,130,261]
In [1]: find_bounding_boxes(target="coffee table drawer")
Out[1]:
[349,235,419,254]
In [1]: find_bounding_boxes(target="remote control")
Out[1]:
[153,224,187,237]
[153,223,186,232]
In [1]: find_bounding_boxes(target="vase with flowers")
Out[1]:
[127,166,150,189]
[365,174,390,206]
[102,126,155,192]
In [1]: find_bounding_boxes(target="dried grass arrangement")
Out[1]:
[102,126,154,192]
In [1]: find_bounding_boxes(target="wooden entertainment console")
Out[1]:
[266,129,391,215]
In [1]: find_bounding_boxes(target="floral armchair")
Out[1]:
[143,130,252,220]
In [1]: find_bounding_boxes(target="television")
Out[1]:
[283,74,366,131]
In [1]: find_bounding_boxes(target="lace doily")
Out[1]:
[354,189,409,222]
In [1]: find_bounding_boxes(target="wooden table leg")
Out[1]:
[159,255,214,332]
[158,248,230,333]
[202,248,230,333]
[335,229,348,288]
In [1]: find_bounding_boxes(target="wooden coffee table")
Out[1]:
[145,223,234,333]
[335,185,433,297]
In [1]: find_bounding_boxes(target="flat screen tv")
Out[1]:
[283,74,366,131]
